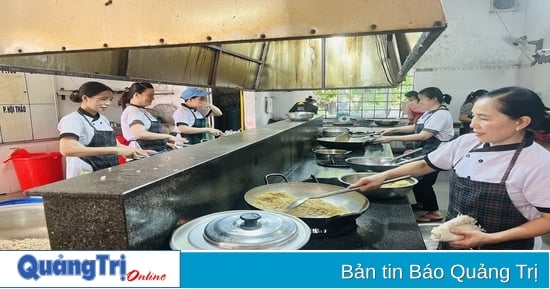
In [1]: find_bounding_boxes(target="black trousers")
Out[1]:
[412,171,441,211]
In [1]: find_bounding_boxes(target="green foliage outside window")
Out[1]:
[313,73,414,119]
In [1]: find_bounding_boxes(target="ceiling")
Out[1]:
[0,0,447,90]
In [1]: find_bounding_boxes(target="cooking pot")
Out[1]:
[371,119,401,127]
[338,173,418,199]
[170,210,311,250]
[0,198,50,250]
[316,135,377,151]
[244,173,369,235]
[312,148,351,166]
[322,127,350,137]
[345,155,425,172]
[286,112,315,121]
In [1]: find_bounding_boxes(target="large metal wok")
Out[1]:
[244,174,369,235]
[316,135,377,150]
[346,155,425,172]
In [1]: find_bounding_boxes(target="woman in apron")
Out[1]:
[120,82,188,151]
[173,87,223,145]
[351,86,550,249]
[58,82,150,178]
[374,87,455,222]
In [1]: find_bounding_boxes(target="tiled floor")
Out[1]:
[412,170,550,250]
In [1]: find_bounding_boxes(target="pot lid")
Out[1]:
[170,210,311,250]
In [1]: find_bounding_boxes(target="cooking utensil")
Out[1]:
[283,187,360,211]
[243,173,369,235]
[312,148,351,166]
[381,148,423,164]
[0,199,49,246]
[372,119,401,127]
[316,135,377,150]
[170,210,311,250]
[345,155,425,172]
[334,133,351,142]
[286,112,315,121]
[322,127,350,137]
[338,173,418,199]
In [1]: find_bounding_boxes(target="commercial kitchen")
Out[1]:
[1,0,550,250]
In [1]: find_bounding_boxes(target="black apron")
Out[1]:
[181,111,206,145]
[411,108,448,211]
[129,105,167,152]
[439,137,534,250]
[79,112,119,171]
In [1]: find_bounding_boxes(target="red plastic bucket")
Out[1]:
[5,149,64,191]
[115,135,129,164]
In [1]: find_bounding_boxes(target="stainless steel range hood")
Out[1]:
[0,0,446,90]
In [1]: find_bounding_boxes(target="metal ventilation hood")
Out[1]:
[0,0,446,90]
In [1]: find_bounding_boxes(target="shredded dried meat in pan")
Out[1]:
[252,191,348,217]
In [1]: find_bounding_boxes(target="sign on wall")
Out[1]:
[0,72,57,143]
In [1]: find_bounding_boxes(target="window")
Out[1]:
[315,72,414,120]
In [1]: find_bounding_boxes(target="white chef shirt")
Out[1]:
[427,133,550,221]
[172,104,211,130]
[58,111,113,178]
[416,109,455,142]
[120,105,159,148]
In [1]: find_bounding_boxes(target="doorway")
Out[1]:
[212,87,241,132]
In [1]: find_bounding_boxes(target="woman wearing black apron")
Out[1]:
[374,87,454,222]
[120,82,188,151]
[58,82,149,178]
[350,87,550,249]
[173,87,223,145]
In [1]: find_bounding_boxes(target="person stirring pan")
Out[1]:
[350,87,550,249]
[374,87,454,223]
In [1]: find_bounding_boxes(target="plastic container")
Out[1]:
[4,149,64,191]
[116,135,129,164]
[0,196,43,206]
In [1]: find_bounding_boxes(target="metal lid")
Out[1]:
[170,210,311,250]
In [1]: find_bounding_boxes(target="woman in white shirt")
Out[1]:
[58,82,149,178]
[173,87,223,145]
[120,82,187,152]
[375,87,454,223]
[351,86,550,250]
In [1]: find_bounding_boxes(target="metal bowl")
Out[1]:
[287,112,315,121]
[322,127,350,137]
[313,148,351,166]
[373,119,400,127]
[345,156,396,172]
[338,173,418,199]
[0,198,50,249]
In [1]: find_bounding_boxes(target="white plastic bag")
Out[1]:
[430,214,483,241]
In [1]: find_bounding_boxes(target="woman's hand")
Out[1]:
[374,136,392,143]
[117,147,152,159]
[348,173,386,192]
[208,128,223,137]
[379,128,394,135]
[446,228,491,249]
[169,135,189,144]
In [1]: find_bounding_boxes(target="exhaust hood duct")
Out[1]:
[0,0,446,90]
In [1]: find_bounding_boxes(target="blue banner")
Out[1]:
[179,251,549,288]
